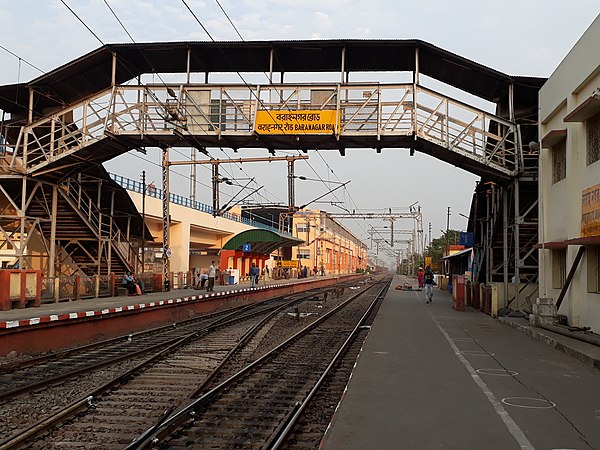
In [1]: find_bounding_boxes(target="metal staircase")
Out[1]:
[58,177,140,274]
[22,176,140,277]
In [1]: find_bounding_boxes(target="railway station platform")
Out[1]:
[322,275,600,450]
[0,274,352,356]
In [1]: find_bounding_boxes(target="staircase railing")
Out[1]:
[59,178,140,271]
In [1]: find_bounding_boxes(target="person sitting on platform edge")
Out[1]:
[122,271,137,295]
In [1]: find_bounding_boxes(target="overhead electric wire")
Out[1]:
[92,0,284,207]
[102,0,136,43]
[206,0,385,247]
[213,0,244,40]
[59,0,105,46]
[0,45,45,74]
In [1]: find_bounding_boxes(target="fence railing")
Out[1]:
[109,173,286,235]
[41,274,113,303]
[39,272,194,302]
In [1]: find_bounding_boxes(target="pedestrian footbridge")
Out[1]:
[0,40,543,182]
[0,40,545,287]
[8,82,520,180]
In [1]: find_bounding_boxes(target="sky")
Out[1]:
[1,0,599,266]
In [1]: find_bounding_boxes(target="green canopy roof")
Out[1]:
[222,229,304,255]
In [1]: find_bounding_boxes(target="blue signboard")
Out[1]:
[459,232,474,247]
[242,244,251,252]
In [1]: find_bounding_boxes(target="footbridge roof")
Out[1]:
[0,39,545,115]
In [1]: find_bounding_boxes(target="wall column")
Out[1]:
[169,220,191,273]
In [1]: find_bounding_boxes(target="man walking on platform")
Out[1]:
[423,266,435,304]
[207,261,216,292]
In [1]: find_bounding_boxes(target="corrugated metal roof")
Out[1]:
[222,229,304,254]
[0,39,546,115]
[442,247,473,259]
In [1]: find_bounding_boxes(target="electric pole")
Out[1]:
[141,170,146,275]
[446,206,451,256]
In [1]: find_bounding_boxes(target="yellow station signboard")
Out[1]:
[582,182,600,237]
[276,260,300,269]
[255,110,338,134]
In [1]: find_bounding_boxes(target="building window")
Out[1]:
[296,224,309,233]
[296,248,311,259]
[551,249,567,289]
[587,112,600,166]
[552,140,566,183]
[587,247,600,294]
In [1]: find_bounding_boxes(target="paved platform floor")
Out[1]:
[0,275,332,324]
[322,275,600,450]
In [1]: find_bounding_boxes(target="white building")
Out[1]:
[539,14,600,331]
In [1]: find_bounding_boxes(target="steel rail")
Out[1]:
[125,278,384,449]
[0,298,265,373]
[0,396,93,450]
[0,294,311,449]
[266,278,392,449]
[0,297,285,402]
[127,296,299,446]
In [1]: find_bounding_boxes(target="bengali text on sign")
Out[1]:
[255,110,338,134]
[582,183,600,237]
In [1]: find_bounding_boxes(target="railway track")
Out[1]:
[0,294,306,448]
[125,276,390,449]
[0,280,366,449]
[0,298,281,402]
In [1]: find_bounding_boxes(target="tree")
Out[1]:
[425,229,461,270]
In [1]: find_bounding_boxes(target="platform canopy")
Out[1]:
[222,229,304,255]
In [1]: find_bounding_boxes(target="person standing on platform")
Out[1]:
[264,265,269,280]
[417,266,425,289]
[250,263,259,287]
[423,266,435,303]
[207,261,216,292]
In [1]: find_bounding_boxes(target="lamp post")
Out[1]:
[141,170,146,275]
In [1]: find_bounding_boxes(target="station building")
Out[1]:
[539,14,600,331]
[290,209,368,275]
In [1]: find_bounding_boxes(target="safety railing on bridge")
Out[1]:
[7,83,522,177]
[109,173,285,235]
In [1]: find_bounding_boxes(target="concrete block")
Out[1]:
[536,297,554,305]
[533,303,557,316]
[530,298,557,326]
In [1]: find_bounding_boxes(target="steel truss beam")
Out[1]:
[4,83,522,179]
[0,173,142,293]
